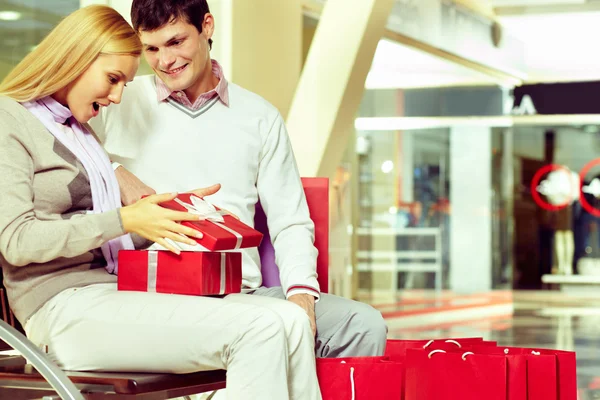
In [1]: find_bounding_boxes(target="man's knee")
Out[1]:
[350,302,387,345]
[317,299,387,357]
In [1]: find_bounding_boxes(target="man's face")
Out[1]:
[140,16,213,95]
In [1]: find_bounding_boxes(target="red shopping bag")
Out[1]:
[404,347,520,400]
[385,338,497,400]
[317,357,403,400]
[470,345,577,400]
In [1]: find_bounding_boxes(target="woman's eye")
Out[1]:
[109,76,118,84]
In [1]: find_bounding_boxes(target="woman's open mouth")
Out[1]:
[92,102,100,117]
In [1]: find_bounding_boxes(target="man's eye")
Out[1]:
[109,76,118,84]
[173,40,182,45]
[145,47,158,52]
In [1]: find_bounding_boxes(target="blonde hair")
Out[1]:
[0,5,142,102]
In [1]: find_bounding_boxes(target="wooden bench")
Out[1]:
[0,284,227,400]
[0,178,329,399]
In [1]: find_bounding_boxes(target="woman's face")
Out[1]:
[54,54,140,123]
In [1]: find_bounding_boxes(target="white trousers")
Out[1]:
[24,283,322,400]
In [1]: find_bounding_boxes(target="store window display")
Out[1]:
[538,168,580,276]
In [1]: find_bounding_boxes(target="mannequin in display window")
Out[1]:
[542,168,580,275]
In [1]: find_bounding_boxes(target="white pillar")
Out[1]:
[287,0,395,178]
[449,126,492,292]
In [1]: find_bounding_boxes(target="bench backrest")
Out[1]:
[255,177,329,293]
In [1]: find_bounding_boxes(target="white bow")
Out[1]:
[165,195,243,251]
[175,195,226,223]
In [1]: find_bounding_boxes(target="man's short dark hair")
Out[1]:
[131,0,213,49]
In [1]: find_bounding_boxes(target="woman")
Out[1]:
[0,6,320,400]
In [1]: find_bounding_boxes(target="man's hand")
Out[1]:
[187,184,241,219]
[288,293,316,337]
[115,166,156,206]
[187,184,221,199]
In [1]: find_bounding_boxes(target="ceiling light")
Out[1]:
[0,11,22,21]
[492,0,585,5]
[355,116,514,131]
[381,160,394,174]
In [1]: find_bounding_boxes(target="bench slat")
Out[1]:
[0,364,226,395]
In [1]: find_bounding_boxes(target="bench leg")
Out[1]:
[0,319,85,400]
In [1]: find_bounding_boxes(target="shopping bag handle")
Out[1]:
[423,339,462,349]
[502,348,541,356]
[427,349,476,361]
[428,349,446,358]
[340,361,356,400]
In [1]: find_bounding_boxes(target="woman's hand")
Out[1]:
[119,192,207,254]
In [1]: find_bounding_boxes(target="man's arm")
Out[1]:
[113,164,157,206]
[256,112,320,334]
[89,111,156,206]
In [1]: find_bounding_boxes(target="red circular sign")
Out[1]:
[530,164,574,211]
[579,158,600,217]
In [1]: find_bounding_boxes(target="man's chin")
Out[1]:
[158,73,187,89]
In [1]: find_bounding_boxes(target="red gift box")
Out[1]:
[160,193,263,251]
[117,250,242,296]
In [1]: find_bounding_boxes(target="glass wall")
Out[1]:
[352,121,514,301]
[355,127,451,297]
[0,1,80,80]
[513,123,600,288]
[338,36,521,303]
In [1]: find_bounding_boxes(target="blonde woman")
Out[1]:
[0,6,320,399]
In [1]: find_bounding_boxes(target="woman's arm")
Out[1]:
[0,111,126,266]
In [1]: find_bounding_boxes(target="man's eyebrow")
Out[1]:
[143,34,185,48]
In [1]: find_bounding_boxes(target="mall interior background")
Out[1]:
[2,0,594,296]
[2,0,600,301]
[4,0,600,396]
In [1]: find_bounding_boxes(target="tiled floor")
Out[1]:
[380,290,600,399]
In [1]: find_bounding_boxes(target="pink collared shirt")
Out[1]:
[155,59,229,110]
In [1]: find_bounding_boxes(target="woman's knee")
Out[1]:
[246,307,287,343]
[279,299,313,334]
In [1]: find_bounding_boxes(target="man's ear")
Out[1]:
[203,13,215,39]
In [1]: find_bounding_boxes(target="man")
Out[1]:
[91,0,387,358]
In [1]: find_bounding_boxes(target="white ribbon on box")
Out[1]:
[219,253,227,295]
[146,250,228,295]
[174,196,243,250]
